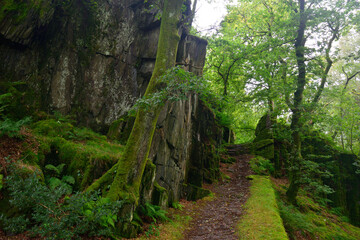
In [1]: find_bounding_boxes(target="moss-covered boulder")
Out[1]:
[254,114,273,142]
[252,114,275,160]
[252,139,274,160]
[183,184,211,201]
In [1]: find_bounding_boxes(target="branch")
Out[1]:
[342,66,360,90]
[312,22,338,104]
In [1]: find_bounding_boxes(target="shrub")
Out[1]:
[0,117,32,138]
[1,172,123,239]
[249,156,275,175]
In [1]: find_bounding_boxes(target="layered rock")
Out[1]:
[1,0,189,132]
[1,0,224,209]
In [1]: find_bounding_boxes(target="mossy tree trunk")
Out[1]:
[87,0,184,204]
[286,0,306,204]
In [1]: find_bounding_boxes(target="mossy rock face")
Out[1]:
[183,184,211,201]
[0,0,55,45]
[32,119,74,138]
[252,139,274,160]
[107,115,136,144]
[152,182,168,209]
[253,114,274,160]
[254,114,273,142]
[300,132,360,226]
[31,120,124,191]
[139,160,156,205]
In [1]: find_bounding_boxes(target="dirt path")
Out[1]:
[183,146,253,240]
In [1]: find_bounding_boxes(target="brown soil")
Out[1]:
[183,150,253,240]
[0,128,39,176]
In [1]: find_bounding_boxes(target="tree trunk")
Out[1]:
[286,0,306,204]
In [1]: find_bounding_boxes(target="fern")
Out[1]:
[48,177,62,190]
[62,175,75,185]
[0,117,31,138]
[141,202,170,223]
[45,164,61,176]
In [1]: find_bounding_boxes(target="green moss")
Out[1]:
[238,175,288,240]
[31,120,124,191]
[14,162,44,182]
[152,182,168,208]
[252,139,274,160]
[0,0,52,24]
[107,116,136,144]
[140,159,157,204]
[184,184,212,201]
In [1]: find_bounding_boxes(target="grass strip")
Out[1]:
[238,175,288,240]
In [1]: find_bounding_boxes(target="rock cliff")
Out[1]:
[0,0,224,209]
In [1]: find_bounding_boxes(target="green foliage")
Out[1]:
[130,66,232,128]
[145,223,160,237]
[171,201,184,210]
[299,159,334,198]
[45,163,65,176]
[44,163,74,195]
[140,202,170,223]
[249,156,275,176]
[0,92,12,115]
[144,0,162,20]
[1,172,123,238]
[0,117,32,138]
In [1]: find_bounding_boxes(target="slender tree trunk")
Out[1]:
[286,0,306,204]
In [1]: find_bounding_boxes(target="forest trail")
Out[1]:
[183,145,253,240]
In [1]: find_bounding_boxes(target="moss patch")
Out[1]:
[251,139,274,160]
[274,179,360,239]
[0,0,52,24]
[31,119,124,190]
[238,175,288,240]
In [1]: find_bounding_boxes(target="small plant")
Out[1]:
[172,201,184,210]
[249,156,274,175]
[45,163,75,195]
[140,202,170,223]
[145,223,160,237]
[0,117,31,138]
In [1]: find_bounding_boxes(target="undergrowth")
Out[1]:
[273,179,360,240]
[0,170,123,239]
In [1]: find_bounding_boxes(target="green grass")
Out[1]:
[238,175,289,240]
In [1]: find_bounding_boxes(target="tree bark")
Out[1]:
[286,0,307,204]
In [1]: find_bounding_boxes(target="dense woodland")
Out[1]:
[0,0,360,239]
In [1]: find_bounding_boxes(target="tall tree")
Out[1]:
[286,0,307,204]
[205,0,359,202]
